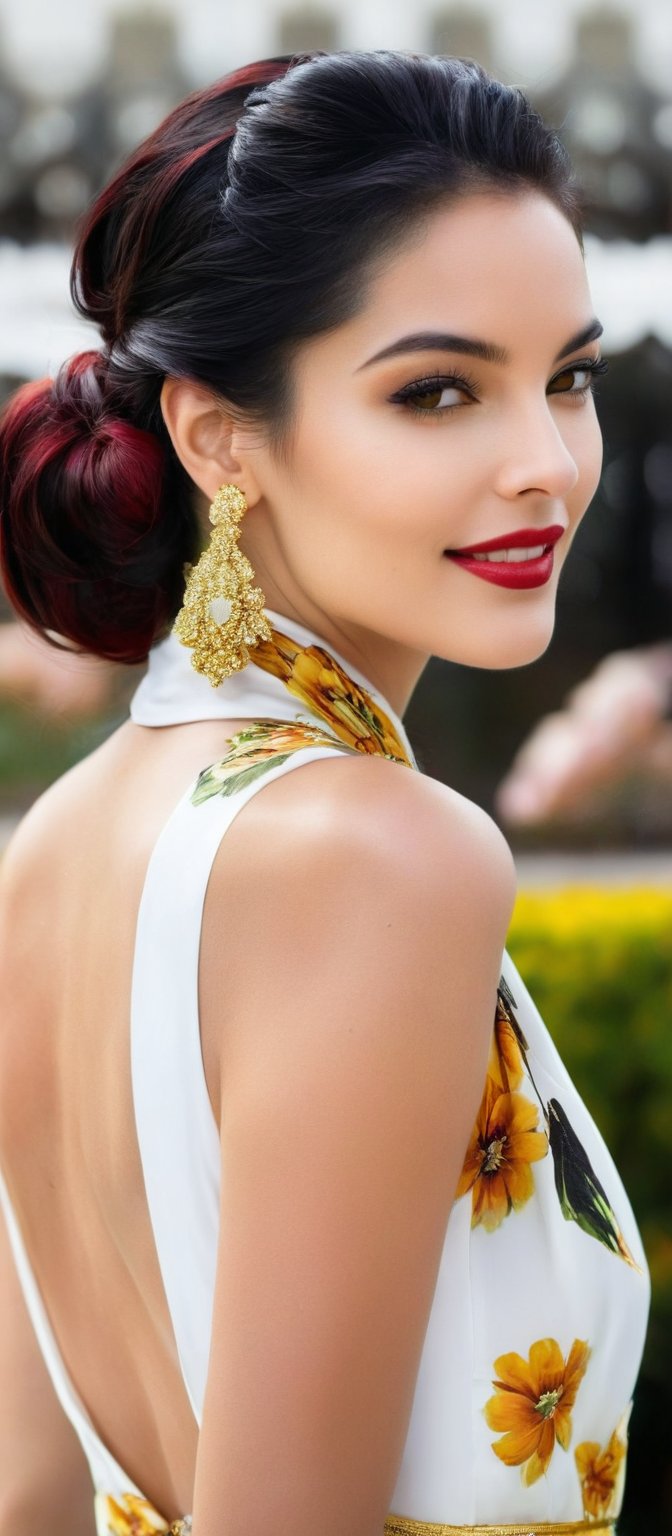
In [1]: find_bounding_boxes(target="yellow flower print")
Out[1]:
[251,628,414,765]
[488,989,527,1092]
[575,1407,629,1520]
[95,1491,170,1536]
[478,978,641,1268]
[455,1073,548,1231]
[485,1336,591,1486]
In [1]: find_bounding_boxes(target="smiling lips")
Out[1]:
[444,524,566,590]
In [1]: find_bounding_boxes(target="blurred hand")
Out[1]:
[495,644,672,825]
[0,620,128,722]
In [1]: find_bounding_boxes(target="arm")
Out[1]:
[0,1192,96,1536]
[193,755,516,1536]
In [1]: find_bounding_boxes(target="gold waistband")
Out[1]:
[384,1519,615,1536]
[164,1515,614,1536]
[164,1514,615,1536]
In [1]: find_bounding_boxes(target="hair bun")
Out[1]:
[0,347,188,664]
[54,347,110,415]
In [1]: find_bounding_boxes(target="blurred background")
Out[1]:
[0,1,670,1528]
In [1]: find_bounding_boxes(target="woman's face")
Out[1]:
[237,189,605,707]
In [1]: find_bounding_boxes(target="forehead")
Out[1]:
[317,190,593,367]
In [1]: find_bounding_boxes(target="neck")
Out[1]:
[129,607,418,771]
[247,598,430,719]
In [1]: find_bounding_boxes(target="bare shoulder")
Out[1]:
[0,786,57,909]
[328,752,518,898]
[0,764,81,906]
[204,750,516,1090]
[212,748,516,950]
[0,721,123,905]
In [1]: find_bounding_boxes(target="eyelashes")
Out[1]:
[390,356,610,419]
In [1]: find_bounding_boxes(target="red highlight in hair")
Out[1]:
[0,351,172,663]
[71,58,292,343]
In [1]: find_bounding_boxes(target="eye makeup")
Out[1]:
[389,356,609,419]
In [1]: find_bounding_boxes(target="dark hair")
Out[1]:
[0,49,584,664]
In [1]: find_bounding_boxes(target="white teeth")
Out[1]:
[470,545,546,563]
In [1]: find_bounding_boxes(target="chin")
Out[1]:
[452,616,556,671]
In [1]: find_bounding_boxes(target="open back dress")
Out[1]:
[0,608,650,1536]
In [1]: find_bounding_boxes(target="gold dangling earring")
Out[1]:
[172,482,273,687]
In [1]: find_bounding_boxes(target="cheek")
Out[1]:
[304,387,482,533]
[571,408,604,521]
[290,397,449,543]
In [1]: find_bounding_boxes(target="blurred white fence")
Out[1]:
[1,231,670,382]
[0,0,671,97]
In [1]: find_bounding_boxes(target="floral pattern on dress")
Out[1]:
[457,976,641,1270]
[484,1336,591,1486]
[575,1406,630,1521]
[190,719,356,803]
[250,626,415,764]
[487,989,528,1091]
[94,1491,182,1536]
[455,1069,548,1231]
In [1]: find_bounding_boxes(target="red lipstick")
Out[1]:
[444,524,566,590]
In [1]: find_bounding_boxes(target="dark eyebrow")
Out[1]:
[356,318,604,371]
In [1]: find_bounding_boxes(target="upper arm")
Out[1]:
[193,756,516,1536]
[0,1194,95,1536]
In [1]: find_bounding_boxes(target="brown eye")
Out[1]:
[410,385,447,410]
[549,367,590,393]
[391,371,479,418]
[548,358,609,398]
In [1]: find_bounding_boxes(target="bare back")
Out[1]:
[0,716,274,1520]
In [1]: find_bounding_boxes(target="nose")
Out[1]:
[492,396,582,502]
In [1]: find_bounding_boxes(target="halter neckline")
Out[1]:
[128,607,417,768]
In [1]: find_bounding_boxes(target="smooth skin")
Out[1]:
[0,188,603,1535]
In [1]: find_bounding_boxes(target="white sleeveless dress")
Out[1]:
[0,608,650,1536]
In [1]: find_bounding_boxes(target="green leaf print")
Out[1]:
[191,754,293,804]
[547,1098,641,1271]
[189,718,360,806]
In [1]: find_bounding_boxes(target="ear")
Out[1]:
[159,376,263,506]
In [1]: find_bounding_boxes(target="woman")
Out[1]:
[0,49,650,1536]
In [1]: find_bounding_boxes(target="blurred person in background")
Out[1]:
[495,641,672,824]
